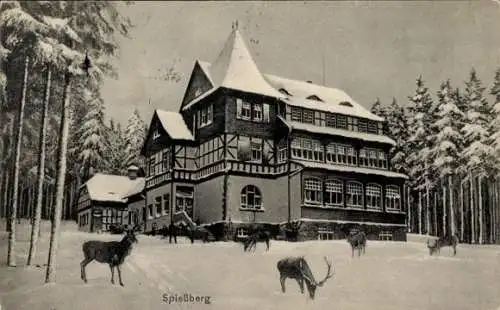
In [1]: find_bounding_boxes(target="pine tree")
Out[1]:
[489,68,500,170]
[107,118,128,175]
[385,97,409,174]
[406,76,436,234]
[431,80,465,236]
[370,97,387,119]
[74,93,109,181]
[124,109,146,168]
[461,68,492,244]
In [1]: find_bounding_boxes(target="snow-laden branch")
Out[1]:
[0,7,50,40]
[42,16,82,44]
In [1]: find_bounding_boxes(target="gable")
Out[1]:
[140,113,170,156]
[180,62,214,109]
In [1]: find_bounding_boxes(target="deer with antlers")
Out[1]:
[276,256,334,299]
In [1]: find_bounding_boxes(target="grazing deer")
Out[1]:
[347,230,367,257]
[80,229,138,286]
[243,230,270,252]
[277,256,334,299]
[427,235,459,256]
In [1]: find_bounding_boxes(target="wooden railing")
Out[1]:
[146,161,291,188]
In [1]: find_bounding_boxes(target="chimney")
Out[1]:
[127,165,140,180]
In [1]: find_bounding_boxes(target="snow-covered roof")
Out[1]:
[181,28,382,123]
[270,76,383,121]
[85,174,145,203]
[286,120,396,145]
[292,160,408,179]
[155,109,194,141]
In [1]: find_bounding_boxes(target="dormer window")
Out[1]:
[306,95,323,102]
[339,101,353,107]
[153,129,160,140]
[279,88,293,96]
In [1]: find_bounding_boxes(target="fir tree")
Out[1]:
[461,69,492,174]
[370,97,387,119]
[385,97,409,174]
[124,109,146,168]
[489,68,500,171]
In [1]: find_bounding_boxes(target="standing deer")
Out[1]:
[80,229,138,286]
[277,256,334,299]
[243,229,270,252]
[427,234,459,256]
[347,230,367,257]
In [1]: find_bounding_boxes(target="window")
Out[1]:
[379,231,393,241]
[368,121,378,134]
[155,197,162,217]
[175,186,194,218]
[378,122,384,135]
[253,103,263,121]
[153,129,160,140]
[238,136,262,163]
[366,184,382,210]
[337,145,347,164]
[358,119,367,133]
[291,137,323,162]
[241,101,252,120]
[291,107,302,122]
[148,155,156,176]
[240,185,262,210]
[346,182,363,208]
[326,114,336,127]
[347,147,357,165]
[326,144,337,163]
[386,185,401,211]
[378,151,387,169]
[325,179,343,206]
[163,194,170,215]
[148,204,153,219]
[199,104,213,127]
[339,101,353,107]
[318,230,334,240]
[262,103,270,123]
[251,141,262,162]
[161,149,170,172]
[304,178,322,204]
[303,109,315,124]
[336,115,347,129]
[359,149,368,167]
[369,150,378,167]
[348,117,358,131]
[236,227,248,238]
[278,145,288,163]
[307,95,323,102]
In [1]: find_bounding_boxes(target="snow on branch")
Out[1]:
[42,16,82,44]
[0,7,49,38]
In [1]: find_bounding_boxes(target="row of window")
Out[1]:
[146,186,195,219]
[304,178,401,211]
[236,99,270,123]
[291,137,388,169]
[289,106,383,135]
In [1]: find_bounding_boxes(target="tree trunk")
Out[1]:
[470,172,475,244]
[426,183,431,235]
[433,190,438,236]
[3,167,10,231]
[449,175,455,237]
[489,180,494,244]
[442,184,447,236]
[460,178,465,241]
[478,175,483,245]
[408,187,412,233]
[27,65,51,266]
[7,56,29,267]
[418,190,422,234]
[45,71,72,283]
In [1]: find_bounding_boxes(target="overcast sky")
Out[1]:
[100,0,500,126]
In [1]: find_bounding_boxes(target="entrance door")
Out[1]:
[175,186,194,219]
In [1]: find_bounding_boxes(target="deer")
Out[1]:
[277,256,334,299]
[243,229,270,252]
[427,234,459,256]
[347,229,367,257]
[80,229,138,286]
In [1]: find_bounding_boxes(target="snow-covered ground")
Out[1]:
[2,221,500,310]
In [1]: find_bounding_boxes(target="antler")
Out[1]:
[316,257,334,287]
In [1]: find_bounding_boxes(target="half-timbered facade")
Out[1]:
[77,167,145,233]
[141,25,408,241]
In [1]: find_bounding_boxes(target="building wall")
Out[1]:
[226,174,288,223]
[195,175,224,223]
[127,198,144,227]
[289,170,302,221]
[145,182,172,232]
[78,209,92,232]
